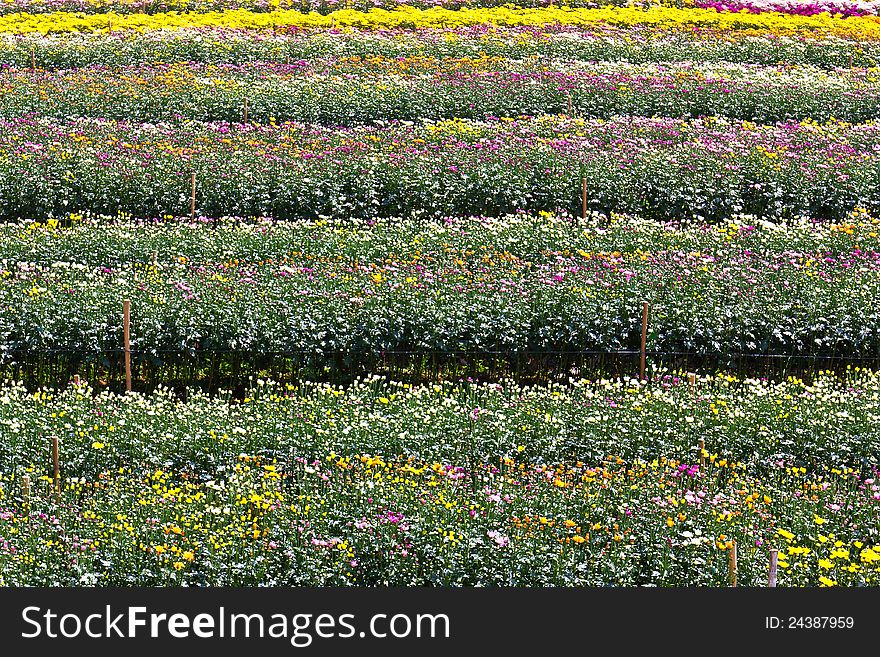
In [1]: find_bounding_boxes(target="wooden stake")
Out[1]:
[567,92,572,117]
[243,98,249,124]
[123,299,132,392]
[768,548,778,587]
[640,301,649,381]
[698,438,705,467]
[190,172,196,221]
[688,371,696,396]
[151,250,158,267]
[51,435,60,494]
[30,47,35,70]
[73,374,80,387]
[581,177,587,221]
[729,540,738,587]
[21,473,30,506]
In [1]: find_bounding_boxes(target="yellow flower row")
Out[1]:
[2,6,880,38]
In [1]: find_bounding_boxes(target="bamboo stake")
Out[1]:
[243,98,249,123]
[688,372,696,396]
[768,549,778,587]
[21,473,30,506]
[581,177,587,221]
[640,301,649,381]
[123,299,132,392]
[51,435,60,494]
[698,438,706,468]
[566,92,572,117]
[190,172,196,221]
[729,540,738,587]
[73,374,80,387]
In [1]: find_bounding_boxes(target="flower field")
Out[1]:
[1,1,879,588]
[2,116,879,222]
[4,25,878,70]
[4,59,880,125]
[3,215,880,366]
[1,373,879,585]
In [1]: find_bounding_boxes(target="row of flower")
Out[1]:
[0,373,877,585]
[695,0,880,17]
[1,115,877,222]
[0,0,874,18]
[2,6,880,37]
[2,212,880,358]
[0,0,636,18]
[2,25,873,70]
[5,211,874,267]
[3,59,876,124]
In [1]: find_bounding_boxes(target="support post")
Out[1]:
[123,299,132,392]
[581,177,587,221]
[729,540,738,587]
[768,549,778,587]
[52,435,60,494]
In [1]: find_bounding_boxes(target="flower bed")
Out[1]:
[2,214,880,361]
[0,373,877,585]
[2,59,877,124]
[0,116,877,222]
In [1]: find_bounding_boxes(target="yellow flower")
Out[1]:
[814,515,826,525]
[777,528,795,541]
[818,576,837,587]
[182,551,194,562]
[173,562,185,571]
[571,535,586,544]
[91,442,105,449]
[860,548,880,564]
[3,7,880,39]
[818,559,833,570]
